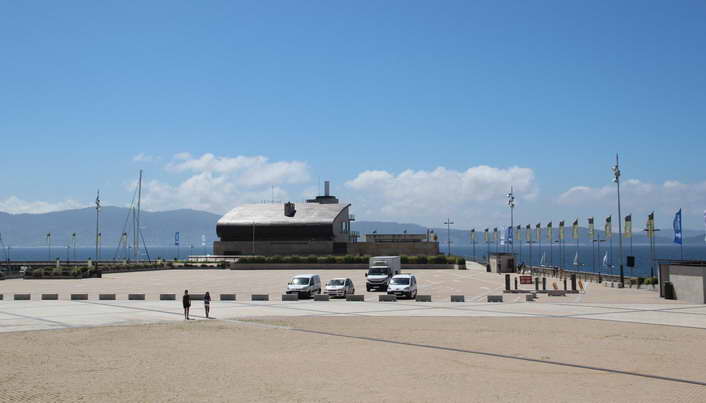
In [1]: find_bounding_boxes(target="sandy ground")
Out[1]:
[1,317,704,403]
[0,268,678,304]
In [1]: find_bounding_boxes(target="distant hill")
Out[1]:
[0,207,699,247]
[0,207,220,247]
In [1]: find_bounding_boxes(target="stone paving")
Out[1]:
[2,268,702,333]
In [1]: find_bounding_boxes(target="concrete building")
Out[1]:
[213,182,439,256]
[488,252,517,273]
[659,260,706,304]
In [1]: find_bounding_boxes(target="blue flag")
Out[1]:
[506,226,513,245]
[175,232,180,246]
[673,209,682,245]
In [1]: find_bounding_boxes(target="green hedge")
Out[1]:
[236,255,465,265]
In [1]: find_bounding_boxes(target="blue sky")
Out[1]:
[1,1,706,230]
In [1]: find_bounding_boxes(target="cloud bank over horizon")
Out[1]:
[2,153,705,229]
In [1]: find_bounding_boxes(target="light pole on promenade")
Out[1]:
[612,154,625,285]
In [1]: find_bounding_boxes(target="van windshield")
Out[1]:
[368,267,389,275]
[391,277,410,285]
[292,278,310,285]
[327,279,345,286]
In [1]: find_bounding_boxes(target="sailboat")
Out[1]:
[573,251,581,266]
[602,251,612,270]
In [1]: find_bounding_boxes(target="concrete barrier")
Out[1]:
[41,294,59,300]
[281,294,299,301]
[379,294,397,302]
[547,290,566,297]
[70,294,88,301]
[14,293,31,300]
[160,294,176,301]
[346,295,364,302]
[450,295,465,302]
[313,294,330,301]
[128,294,145,300]
[220,294,236,301]
[415,295,432,302]
[487,295,503,303]
[251,294,269,301]
[99,294,116,300]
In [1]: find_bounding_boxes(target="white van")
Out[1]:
[387,274,417,299]
[325,278,355,298]
[286,274,321,298]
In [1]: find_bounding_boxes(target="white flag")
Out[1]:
[602,251,609,267]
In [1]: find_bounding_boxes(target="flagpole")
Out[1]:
[613,154,625,285]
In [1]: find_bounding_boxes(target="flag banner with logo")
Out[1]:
[647,212,655,239]
[506,226,513,245]
[493,228,498,241]
[624,214,632,238]
[673,209,683,245]
[559,220,565,241]
[572,219,579,240]
[515,225,521,241]
[535,223,541,241]
[175,232,180,246]
[547,222,553,241]
[526,224,532,241]
[604,216,612,239]
[588,217,594,239]
[484,228,489,242]
[470,229,476,242]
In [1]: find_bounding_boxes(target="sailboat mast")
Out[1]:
[95,190,100,260]
[135,170,142,259]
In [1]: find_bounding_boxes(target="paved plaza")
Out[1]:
[1,268,704,402]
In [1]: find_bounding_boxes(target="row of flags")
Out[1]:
[469,211,689,243]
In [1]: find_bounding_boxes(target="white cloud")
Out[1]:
[344,165,537,226]
[132,153,159,163]
[137,153,312,213]
[557,179,706,228]
[165,153,310,186]
[0,196,87,214]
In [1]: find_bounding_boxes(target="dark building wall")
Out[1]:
[216,224,334,242]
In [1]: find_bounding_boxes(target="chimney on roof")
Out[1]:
[284,202,296,217]
[324,181,330,196]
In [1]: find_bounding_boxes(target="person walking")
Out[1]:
[204,291,211,319]
[182,289,191,320]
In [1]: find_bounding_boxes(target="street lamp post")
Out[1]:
[444,219,454,256]
[507,188,515,255]
[612,154,625,285]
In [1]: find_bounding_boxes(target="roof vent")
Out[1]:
[284,202,296,217]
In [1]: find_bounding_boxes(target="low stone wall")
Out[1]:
[230,263,456,270]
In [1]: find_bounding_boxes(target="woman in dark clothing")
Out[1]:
[204,291,211,318]
[182,289,191,320]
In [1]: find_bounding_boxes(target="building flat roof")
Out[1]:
[217,203,350,226]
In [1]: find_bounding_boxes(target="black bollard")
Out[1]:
[535,277,539,291]
[505,274,511,291]
[571,274,577,291]
[542,277,546,291]
[563,278,567,290]
[514,277,518,290]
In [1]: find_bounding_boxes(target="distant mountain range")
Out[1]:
[0,207,702,247]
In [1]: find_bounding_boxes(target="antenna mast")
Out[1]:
[95,189,101,260]
[134,170,142,259]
